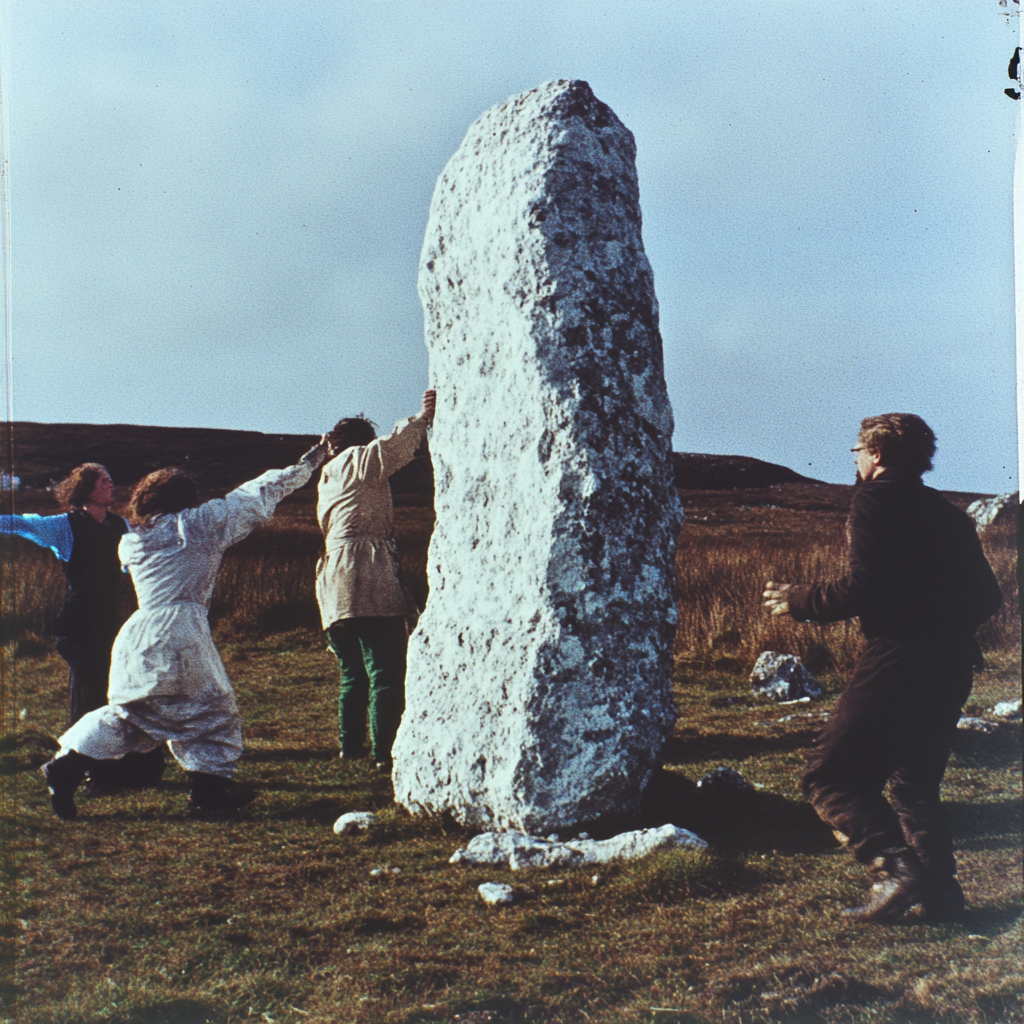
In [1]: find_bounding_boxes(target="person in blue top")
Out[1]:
[1,462,164,789]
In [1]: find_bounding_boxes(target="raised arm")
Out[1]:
[353,390,435,482]
[185,440,329,550]
[0,514,73,561]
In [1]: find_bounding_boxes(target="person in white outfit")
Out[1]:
[41,439,328,819]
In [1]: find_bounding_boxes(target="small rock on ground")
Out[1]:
[992,699,1021,719]
[452,823,707,869]
[957,717,998,734]
[478,882,515,905]
[333,811,377,835]
[750,651,822,702]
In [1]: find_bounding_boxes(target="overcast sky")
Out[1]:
[4,1,1019,493]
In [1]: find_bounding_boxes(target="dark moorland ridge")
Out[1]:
[0,421,998,514]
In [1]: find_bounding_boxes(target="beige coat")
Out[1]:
[315,415,428,628]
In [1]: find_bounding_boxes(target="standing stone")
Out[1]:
[391,80,683,833]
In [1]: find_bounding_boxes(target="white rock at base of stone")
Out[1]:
[992,699,1022,719]
[333,811,377,835]
[956,716,998,734]
[965,493,1017,532]
[750,652,822,702]
[478,883,516,906]
[450,824,707,870]
[392,79,682,833]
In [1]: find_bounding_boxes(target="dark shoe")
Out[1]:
[187,772,257,815]
[841,852,925,923]
[339,747,367,761]
[41,752,92,821]
[84,746,167,794]
[375,759,393,774]
[909,875,966,923]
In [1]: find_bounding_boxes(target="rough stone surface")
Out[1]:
[450,824,707,869]
[332,811,377,835]
[478,882,516,906]
[392,79,682,833]
[750,652,822,703]
[965,493,1017,532]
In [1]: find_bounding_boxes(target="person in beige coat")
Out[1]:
[316,389,435,769]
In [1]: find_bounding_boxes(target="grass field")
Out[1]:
[0,485,1019,1023]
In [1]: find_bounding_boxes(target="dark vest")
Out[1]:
[53,509,129,640]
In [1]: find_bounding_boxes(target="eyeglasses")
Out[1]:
[851,446,868,453]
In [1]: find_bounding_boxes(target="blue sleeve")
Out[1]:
[0,513,73,561]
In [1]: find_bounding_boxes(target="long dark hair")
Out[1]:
[128,469,200,525]
[54,463,109,509]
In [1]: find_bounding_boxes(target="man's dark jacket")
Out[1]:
[787,469,1002,648]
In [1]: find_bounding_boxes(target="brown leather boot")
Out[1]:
[841,851,925,923]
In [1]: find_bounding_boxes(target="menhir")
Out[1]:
[392,80,684,834]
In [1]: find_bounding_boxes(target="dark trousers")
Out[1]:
[54,635,114,726]
[53,634,165,787]
[326,616,408,762]
[801,636,974,880]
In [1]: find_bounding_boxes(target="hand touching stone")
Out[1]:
[419,389,437,424]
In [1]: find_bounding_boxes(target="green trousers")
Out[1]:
[326,616,408,762]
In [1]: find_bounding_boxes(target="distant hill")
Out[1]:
[2,421,826,499]
[671,452,816,490]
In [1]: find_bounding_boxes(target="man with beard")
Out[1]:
[763,414,1002,923]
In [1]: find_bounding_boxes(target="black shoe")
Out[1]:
[187,772,257,815]
[41,752,92,821]
[375,759,393,774]
[841,852,925,923]
[909,875,966,923]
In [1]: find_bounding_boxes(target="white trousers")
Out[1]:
[58,694,243,777]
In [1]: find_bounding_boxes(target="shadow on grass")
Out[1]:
[950,723,1022,767]
[662,726,821,765]
[572,768,837,856]
[947,799,1023,850]
[97,999,224,1024]
[240,746,340,762]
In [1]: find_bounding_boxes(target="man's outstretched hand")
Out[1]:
[763,581,793,617]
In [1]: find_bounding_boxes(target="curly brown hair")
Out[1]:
[128,468,200,525]
[53,463,110,509]
[858,413,936,474]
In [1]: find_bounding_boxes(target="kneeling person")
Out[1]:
[317,390,435,770]
[42,440,328,819]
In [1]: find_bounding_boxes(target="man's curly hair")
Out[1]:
[858,413,936,474]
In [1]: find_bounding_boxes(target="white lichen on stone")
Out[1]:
[392,80,682,833]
